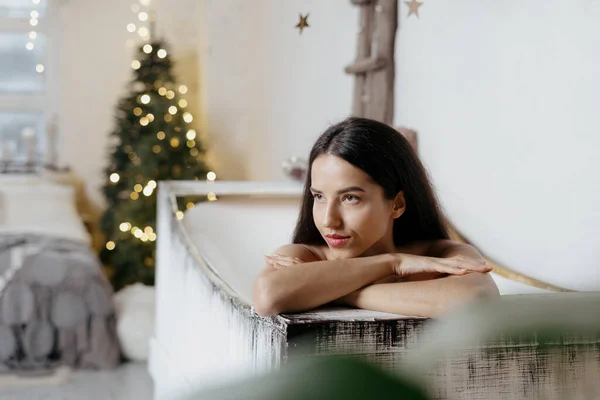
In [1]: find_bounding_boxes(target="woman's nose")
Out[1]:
[323,205,342,229]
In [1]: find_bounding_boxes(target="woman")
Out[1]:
[253,117,499,317]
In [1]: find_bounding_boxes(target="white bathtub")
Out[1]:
[149,181,599,400]
[173,181,554,299]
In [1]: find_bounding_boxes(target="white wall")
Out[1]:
[56,0,132,205]
[393,0,600,289]
[198,0,356,180]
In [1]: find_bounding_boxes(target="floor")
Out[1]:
[0,362,153,400]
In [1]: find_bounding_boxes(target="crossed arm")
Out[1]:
[252,240,499,318]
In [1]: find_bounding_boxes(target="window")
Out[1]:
[0,0,48,167]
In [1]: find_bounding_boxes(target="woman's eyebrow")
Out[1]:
[310,186,366,194]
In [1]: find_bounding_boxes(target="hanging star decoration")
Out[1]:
[405,0,424,18]
[296,13,310,34]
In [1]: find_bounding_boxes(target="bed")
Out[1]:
[0,172,120,373]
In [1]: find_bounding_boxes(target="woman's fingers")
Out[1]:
[433,264,468,276]
[264,254,304,268]
[436,256,492,275]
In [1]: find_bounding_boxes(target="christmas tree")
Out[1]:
[100,39,212,291]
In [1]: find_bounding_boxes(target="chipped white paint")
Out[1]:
[151,181,600,400]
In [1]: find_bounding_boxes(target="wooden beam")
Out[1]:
[344,57,388,74]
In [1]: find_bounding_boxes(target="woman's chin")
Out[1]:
[327,247,361,260]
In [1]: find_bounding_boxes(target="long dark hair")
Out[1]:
[292,117,450,247]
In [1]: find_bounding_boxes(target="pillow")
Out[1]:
[0,180,91,244]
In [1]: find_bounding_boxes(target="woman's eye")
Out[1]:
[312,193,323,200]
[343,195,359,202]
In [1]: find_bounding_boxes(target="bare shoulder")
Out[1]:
[272,243,324,262]
[397,239,483,259]
[395,240,440,257]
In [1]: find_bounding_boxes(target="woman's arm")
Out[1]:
[252,244,395,317]
[340,273,498,318]
[253,242,491,317]
[339,242,500,317]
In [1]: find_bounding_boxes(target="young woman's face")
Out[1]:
[310,154,405,259]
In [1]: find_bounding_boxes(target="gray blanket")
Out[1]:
[0,233,120,372]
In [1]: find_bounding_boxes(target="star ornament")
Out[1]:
[405,0,424,18]
[296,13,310,34]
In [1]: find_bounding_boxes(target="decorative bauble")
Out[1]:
[282,156,308,181]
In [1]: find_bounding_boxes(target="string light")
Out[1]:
[164,114,173,122]
[138,12,149,21]
[207,171,217,181]
[186,129,196,140]
[176,211,184,220]
[186,202,195,210]
[148,180,157,189]
[131,4,140,13]
[207,192,217,201]
[140,0,151,6]
[183,112,193,123]
[153,145,161,153]
[131,60,141,69]
[143,44,153,54]
[157,49,167,58]
[157,131,165,140]
[127,23,136,33]
[134,184,143,192]
[186,140,195,148]
[178,85,188,94]
[110,173,120,183]
[140,94,151,104]
[158,87,167,96]
[166,90,175,99]
[119,222,132,232]
[168,106,177,115]
[146,113,154,122]
[138,27,149,37]
[28,1,40,74]
[178,99,188,108]
[170,137,179,147]
[133,107,143,116]
[140,117,149,126]
[130,192,139,200]
[190,148,199,156]
[106,241,116,250]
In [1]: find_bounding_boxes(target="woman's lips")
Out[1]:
[325,235,351,248]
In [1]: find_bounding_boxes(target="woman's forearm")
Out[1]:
[344,273,499,318]
[253,254,395,316]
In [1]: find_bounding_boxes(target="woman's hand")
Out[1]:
[393,254,492,278]
[264,254,304,269]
